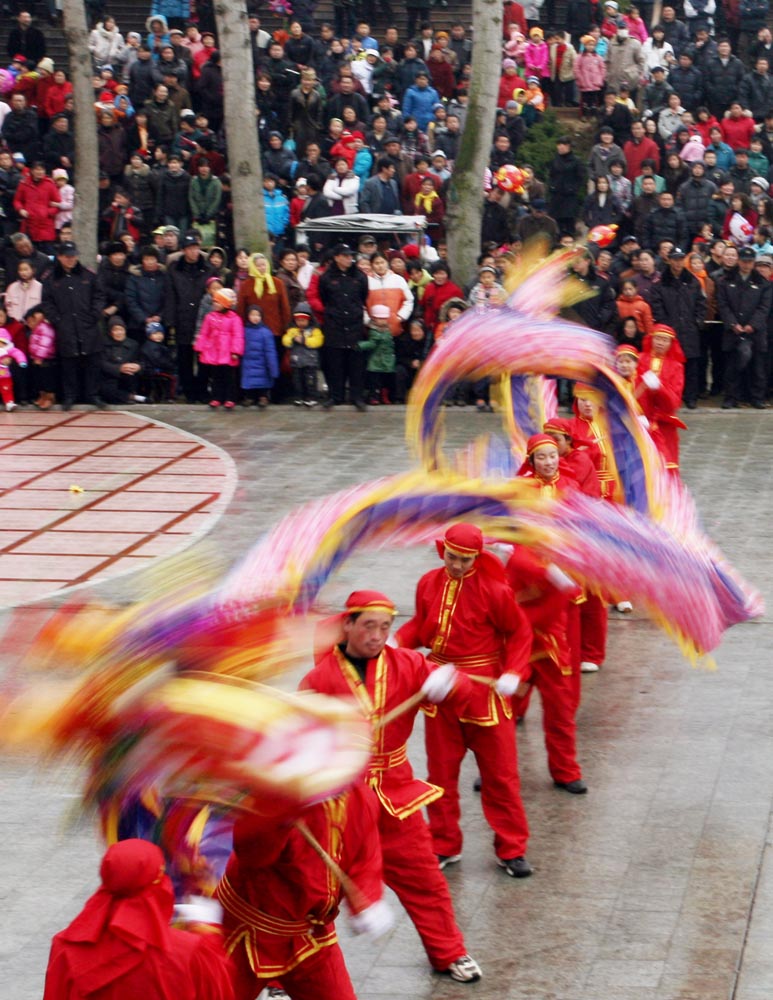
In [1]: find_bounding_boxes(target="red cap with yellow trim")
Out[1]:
[437,522,483,559]
[651,324,676,339]
[344,590,397,616]
[614,343,640,359]
[526,433,558,456]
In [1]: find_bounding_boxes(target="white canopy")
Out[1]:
[295,214,427,234]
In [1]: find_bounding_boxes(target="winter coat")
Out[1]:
[101,333,140,380]
[28,319,56,361]
[123,163,157,215]
[241,322,279,389]
[704,55,746,115]
[716,268,772,350]
[13,175,58,243]
[163,253,214,345]
[189,174,223,223]
[588,142,626,179]
[126,267,166,332]
[237,276,291,338]
[4,277,42,321]
[359,324,396,372]
[89,23,127,66]
[367,272,414,335]
[42,261,106,358]
[643,204,688,248]
[644,80,675,116]
[574,52,606,92]
[564,268,616,329]
[141,338,176,373]
[548,152,585,220]
[263,189,291,237]
[323,172,360,215]
[41,129,75,174]
[96,260,131,317]
[650,267,706,357]
[2,109,41,168]
[156,169,191,221]
[402,82,440,131]
[677,176,717,237]
[667,65,704,111]
[194,308,245,366]
[143,97,178,145]
[318,262,369,347]
[623,136,661,181]
[582,193,622,228]
[605,37,645,92]
[359,174,400,214]
[616,293,654,334]
[289,86,324,154]
[129,57,161,107]
[98,124,128,178]
[739,70,773,121]
[395,57,430,97]
[524,40,549,77]
[281,323,323,368]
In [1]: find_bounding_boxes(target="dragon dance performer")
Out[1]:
[635,325,687,478]
[395,523,534,879]
[43,839,235,1000]
[566,383,618,667]
[301,589,482,984]
[508,433,587,794]
[217,783,390,1000]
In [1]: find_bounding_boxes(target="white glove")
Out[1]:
[421,663,457,703]
[494,673,521,697]
[384,635,398,648]
[349,899,394,939]
[173,896,223,925]
[545,563,577,593]
[642,370,660,390]
[637,414,650,430]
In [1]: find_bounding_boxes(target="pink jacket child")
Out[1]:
[193,287,245,409]
[0,332,28,411]
[28,318,57,361]
[574,49,607,93]
[524,29,549,78]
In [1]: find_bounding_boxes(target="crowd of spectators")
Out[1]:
[0,0,772,413]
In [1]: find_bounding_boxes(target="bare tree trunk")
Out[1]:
[446,0,502,288]
[62,0,98,267]
[214,0,269,254]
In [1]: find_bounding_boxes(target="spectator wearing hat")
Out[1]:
[99,315,146,405]
[42,241,107,409]
[96,240,132,324]
[605,21,645,101]
[749,175,770,209]
[716,244,771,408]
[126,245,165,341]
[548,136,585,237]
[318,243,370,410]
[163,230,214,400]
[359,302,397,405]
[650,246,706,406]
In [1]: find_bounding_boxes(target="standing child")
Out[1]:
[193,287,245,409]
[140,321,177,401]
[240,304,279,409]
[0,331,28,411]
[359,303,396,405]
[26,305,57,410]
[281,302,324,407]
[52,168,75,234]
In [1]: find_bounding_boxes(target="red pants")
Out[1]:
[515,659,581,784]
[379,807,466,969]
[566,603,582,710]
[0,375,14,406]
[579,593,607,664]
[425,702,529,859]
[230,939,356,1000]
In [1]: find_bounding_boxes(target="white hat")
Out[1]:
[751,175,770,191]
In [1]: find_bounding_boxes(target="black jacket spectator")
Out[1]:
[481,198,511,246]
[704,54,746,118]
[126,265,166,337]
[155,167,191,224]
[650,266,706,358]
[42,124,76,174]
[42,260,105,358]
[739,68,773,121]
[1,104,41,166]
[123,162,158,219]
[677,173,717,239]
[716,266,772,351]
[548,148,585,230]
[96,256,131,320]
[318,259,369,348]
[566,265,616,330]
[644,203,688,248]
[661,16,691,57]
[667,64,704,112]
[163,252,213,346]
[6,22,46,63]
[129,53,161,108]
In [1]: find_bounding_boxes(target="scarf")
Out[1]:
[248,252,276,297]
[414,189,440,213]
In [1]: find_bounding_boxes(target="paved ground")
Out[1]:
[1,404,772,1000]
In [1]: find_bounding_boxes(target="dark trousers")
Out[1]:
[724,345,767,404]
[327,347,364,405]
[100,372,139,404]
[60,353,101,403]
[701,322,724,395]
[177,344,206,401]
[683,356,700,406]
[292,366,318,401]
[210,364,237,404]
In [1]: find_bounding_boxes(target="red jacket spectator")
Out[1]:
[498,65,527,108]
[623,131,661,181]
[720,113,755,150]
[42,75,73,119]
[420,272,464,334]
[502,0,527,37]
[13,166,58,243]
[428,51,456,99]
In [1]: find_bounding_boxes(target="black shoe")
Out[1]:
[554,779,588,795]
[90,397,108,410]
[497,856,533,878]
[62,400,73,411]
[685,400,697,410]
[353,400,368,412]
[752,400,768,409]
[721,399,738,409]
[472,775,481,792]
[322,399,335,410]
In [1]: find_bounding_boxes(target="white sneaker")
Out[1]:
[446,954,482,982]
[437,852,462,870]
[266,989,290,1000]
[132,394,147,403]
[5,401,16,411]
[580,661,600,673]
[616,601,633,613]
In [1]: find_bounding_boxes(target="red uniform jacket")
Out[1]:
[568,413,621,502]
[561,447,602,497]
[301,645,471,819]
[636,352,685,472]
[395,560,532,723]
[217,785,383,979]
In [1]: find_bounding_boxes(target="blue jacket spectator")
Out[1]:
[263,179,291,238]
[402,74,440,131]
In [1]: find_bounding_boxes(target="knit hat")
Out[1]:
[213,287,237,308]
[146,321,164,337]
[52,168,68,180]
[108,315,127,332]
[37,57,54,73]
[529,26,544,39]
[502,58,517,69]
[751,176,770,191]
